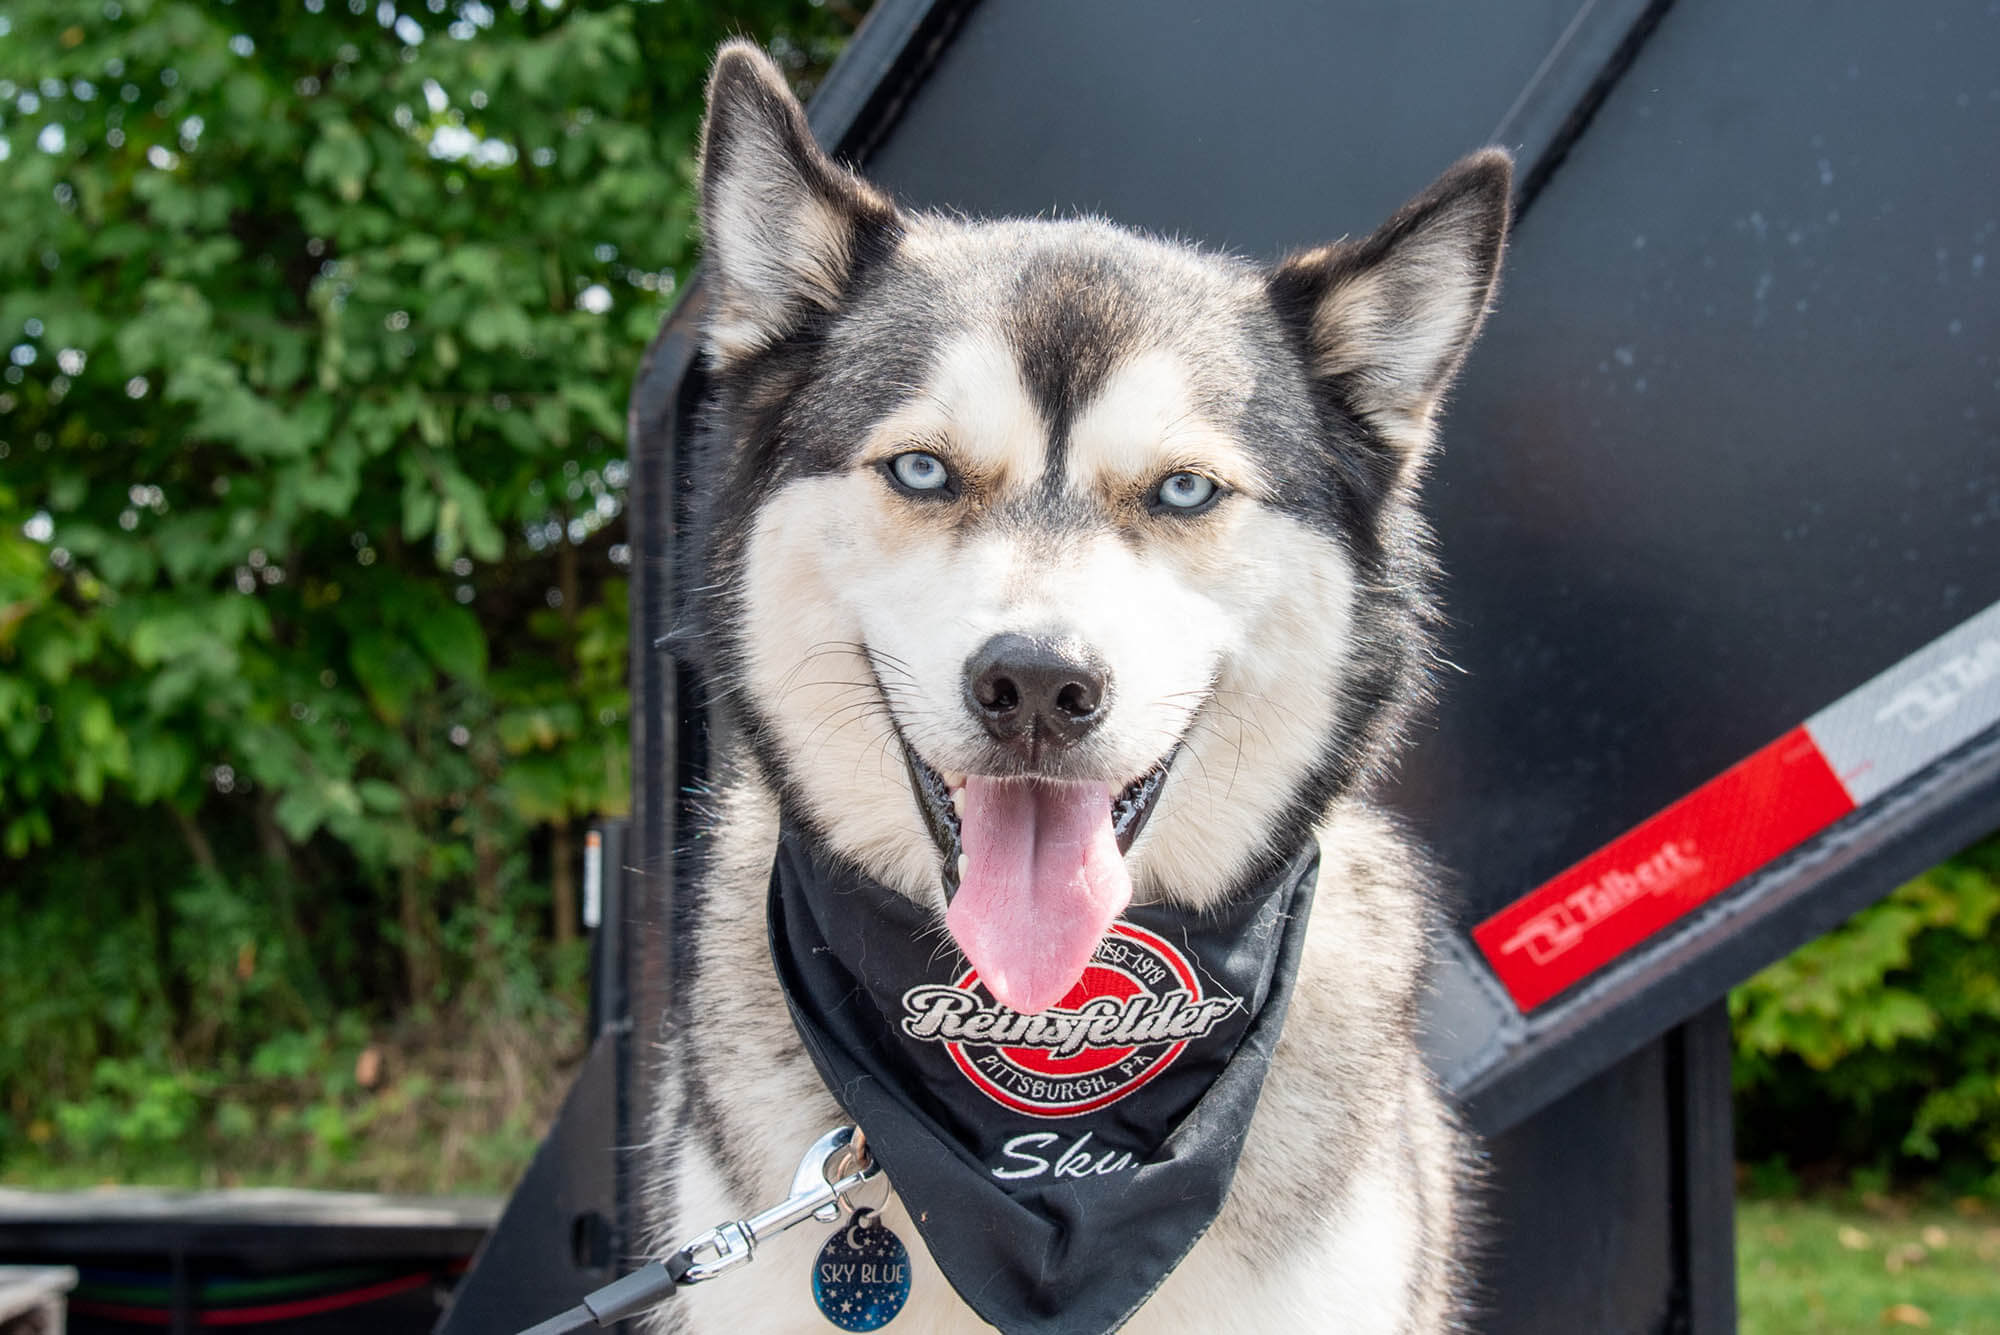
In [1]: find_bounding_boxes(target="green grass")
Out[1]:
[1739,1197,2000,1334]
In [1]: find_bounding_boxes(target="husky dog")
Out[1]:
[649,40,1509,1335]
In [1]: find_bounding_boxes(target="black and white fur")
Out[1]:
[646,42,1510,1334]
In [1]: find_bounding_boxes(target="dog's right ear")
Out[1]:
[698,41,898,365]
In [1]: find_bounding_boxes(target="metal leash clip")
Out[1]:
[677,1125,880,1283]
[514,1126,881,1334]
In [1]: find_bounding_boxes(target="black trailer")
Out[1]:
[0,1188,492,1334]
[442,2,2000,1331]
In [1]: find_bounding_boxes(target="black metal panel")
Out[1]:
[1475,1002,1734,1335]
[0,1198,488,1335]
[1401,0,2000,1132]
[861,0,1591,251]
[1477,1036,1676,1334]
[624,277,699,1161]
[0,1215,486,1266]
[1393,0,2000,928]
[804,0,980,161]
[434,1033,621,1335]
[1670,1003,1737,1335]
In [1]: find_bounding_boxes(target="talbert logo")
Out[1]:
[900,923,1241,1118]
[1497,839,1705,966]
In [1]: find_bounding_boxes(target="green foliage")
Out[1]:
[0,0,849,1187]
[1734,833,2000,1195]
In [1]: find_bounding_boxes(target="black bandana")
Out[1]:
[767,821,1320,1335]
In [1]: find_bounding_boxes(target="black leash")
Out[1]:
[511,1126,879,1335]
[517,1252,694,1335]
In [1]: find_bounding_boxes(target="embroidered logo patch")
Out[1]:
[899,922,1242,1118]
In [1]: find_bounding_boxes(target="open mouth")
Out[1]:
[901,745,1176,1016]
[905,751,1174,896]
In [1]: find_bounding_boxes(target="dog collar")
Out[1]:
[767,821,1319,1335]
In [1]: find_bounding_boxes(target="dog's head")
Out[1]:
[688,43,1508,1012]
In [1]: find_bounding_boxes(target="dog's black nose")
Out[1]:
[964,634,1109,756]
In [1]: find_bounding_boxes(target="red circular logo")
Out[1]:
[898,923,1243,1119]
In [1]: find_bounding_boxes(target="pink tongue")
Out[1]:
[945,776,1131,1015]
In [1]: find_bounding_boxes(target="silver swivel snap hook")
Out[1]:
[678,1125,883,1282]
[512,1125,889,1334]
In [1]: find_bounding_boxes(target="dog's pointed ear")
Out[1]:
[697,41,898,365]
[1268,150,1511,470]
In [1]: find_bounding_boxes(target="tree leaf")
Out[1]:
[412,604,487,684]
[348,630,428,725]
[357,779,406,814]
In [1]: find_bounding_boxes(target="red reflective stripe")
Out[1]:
[71,1271,435,1327]
[1474,726,1856,1011]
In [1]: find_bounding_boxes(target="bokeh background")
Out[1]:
[1,1,1996,1329]
[0,0,849,1194]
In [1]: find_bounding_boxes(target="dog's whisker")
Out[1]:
[1209,686,1315,731]
[799,701,898,754]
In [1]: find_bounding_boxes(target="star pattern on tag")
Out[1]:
[811,1209,911,1330]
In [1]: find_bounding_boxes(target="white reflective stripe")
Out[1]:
[583,830,604,930]
[1805,599,2000,807]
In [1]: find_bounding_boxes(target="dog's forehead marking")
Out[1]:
[855,236,1273,509]
[1066,348,1260,497]
[862,328,1047,486]
[1004,251,1137,454]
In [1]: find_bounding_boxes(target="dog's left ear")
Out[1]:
[1269,150,1511,471]
[698,41,899,364]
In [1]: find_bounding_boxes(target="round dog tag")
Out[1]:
[811,1208,910,1330]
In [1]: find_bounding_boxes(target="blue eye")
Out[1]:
[887,451,952,496]
[1154,471,1219,512]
